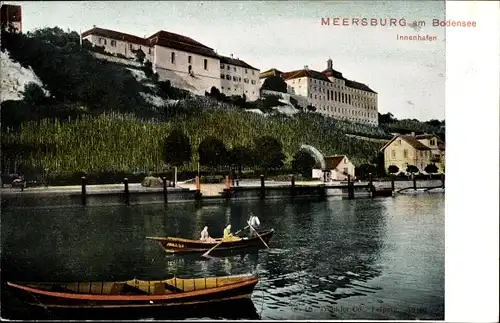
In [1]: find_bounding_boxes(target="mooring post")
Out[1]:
[291,174,296,197]
[369,173,373,198]
[441,174,445,188]
[195,176,202,200]
[260,174,265,199]
[81,176,87,206]
[347,174,354,199]
[413,174,417,190]
[391,175,395,196]
[162,177,168,203]
[173,167,177,188]
[124,177,129,205]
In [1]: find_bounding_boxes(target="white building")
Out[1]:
[81,27,221,96]
[260,59,379,126]
[219,55,260,101]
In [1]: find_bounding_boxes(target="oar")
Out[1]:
[248,222,269,249]
[201,240,224,258]
[234,225,249,236]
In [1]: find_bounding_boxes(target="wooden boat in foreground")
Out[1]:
[147,229,274,255]
[6,274,258,309]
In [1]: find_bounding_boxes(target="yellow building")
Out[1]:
[380,133,445,175]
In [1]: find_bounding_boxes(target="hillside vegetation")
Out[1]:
[1,27,444,182]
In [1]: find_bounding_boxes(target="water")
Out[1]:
[0,195,444,320]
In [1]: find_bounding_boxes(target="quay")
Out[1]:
[0,175,444,208]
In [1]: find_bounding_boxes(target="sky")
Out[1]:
[4,1,446,121]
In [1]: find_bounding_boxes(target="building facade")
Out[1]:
[380,133,445,175]
[219,55,260,101]
[81,27,221,96]
[0,4,22,33]
[260,59,378,126]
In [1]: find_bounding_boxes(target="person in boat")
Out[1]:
[200,226,216,243]
[248,214,261,238]
[222,224,240,241]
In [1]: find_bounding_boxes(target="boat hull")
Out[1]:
[148,229,274,255]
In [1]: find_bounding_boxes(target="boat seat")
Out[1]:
[156,282,183,293]
[121,284,151,295]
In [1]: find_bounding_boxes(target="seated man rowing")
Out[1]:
[222,224,241,242]
[200,226,216,243]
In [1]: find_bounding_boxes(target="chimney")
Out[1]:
[93,24,96,28]
[327,58,333,70]
[304,65,309,70]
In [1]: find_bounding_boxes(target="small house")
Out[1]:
[312,155,356,181]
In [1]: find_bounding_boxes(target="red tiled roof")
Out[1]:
[150,37,218,58]
[147,30,213,50]
[81,27,149,46]
[323,67,376,93]
[219,55,258,71]
[324,155,346,170]
[282,69,331,83]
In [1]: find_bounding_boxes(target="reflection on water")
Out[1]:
[1,195,444,320]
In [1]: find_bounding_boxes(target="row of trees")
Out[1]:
[162,129,317,176]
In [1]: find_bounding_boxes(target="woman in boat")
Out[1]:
[223,224,240,241]
[200,226,216,243]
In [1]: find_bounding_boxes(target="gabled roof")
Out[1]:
[81,27,149,46]
[323,67,377,93]
[219,55,258,71]
[259,68,283,79]
[324,155,347,170]
[150,37,219,58]
[147,30,212,49]
[380,135,432,152]
[282,69,331,83]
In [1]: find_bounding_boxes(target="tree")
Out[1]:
[355,163,377,180]
[134,48,146,65]
[261,75,287,93]
[424,164,439,178]
[306,104,316,112]
[142,60,153,78]
[22,82,46,105]
[254,136,285,173]
[229,146,255,176]
[198,136,229,170]
[292,151,316,178]
[388,165,399,175]
[162,129,192,167]
[406,165,419,174]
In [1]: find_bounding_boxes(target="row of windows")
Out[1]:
[391,149,430,159]
[170,52,208,70]
[221,86,256,95]
[309,92,376,110]
[291,77,377,97]
[220,74,257,84]
[97,38,152,54]
[317,112,377,125]
[314,105,376,118]
[220,64,256,75]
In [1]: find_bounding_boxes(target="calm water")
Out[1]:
[0,195,444,320]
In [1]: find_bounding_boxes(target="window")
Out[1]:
[233,76,238,81]
[233,67,237,72]
[252,70,255,75]
[251,80,256,85]
[221,64,225,69]
[188,56,192,64]
[98,37,103,44]
[430,139,436,145]
[110,40,116,47]
[204,59,208,70]
[344,167,348,174]
[129,43,133,49]
[188,65,192,74]
[327,91,330,100]
[244,78,249,83]
[103,39,107,45]
[148,48,151,54]
[171,52,175,64]
[403,149,408,158]
[245,69,248,74]
[227,66,230,70]
[392,150,396,159]
[221,74,225,79]
[226,75,231,80]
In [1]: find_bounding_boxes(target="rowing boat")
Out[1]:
[6,274,258,309]
[147,229,274,255]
